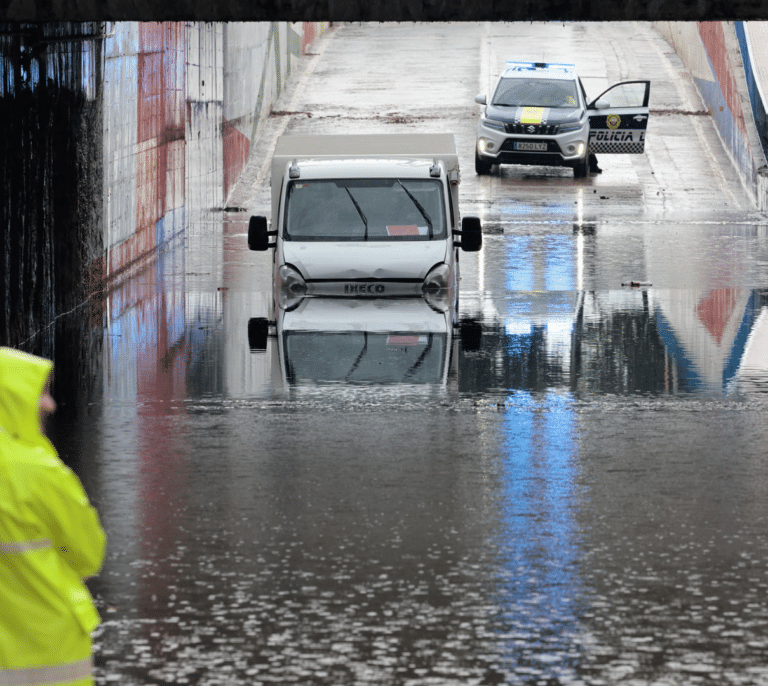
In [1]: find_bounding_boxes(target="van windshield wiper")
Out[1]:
[344,187,369,240]
[397,180,433,239]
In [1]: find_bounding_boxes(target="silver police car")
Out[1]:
[475,62,650,178]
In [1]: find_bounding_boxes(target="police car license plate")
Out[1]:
[515,142,547,151]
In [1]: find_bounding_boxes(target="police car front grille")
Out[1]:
[504,123,560,135]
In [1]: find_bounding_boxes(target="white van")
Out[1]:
[248,134,482,313]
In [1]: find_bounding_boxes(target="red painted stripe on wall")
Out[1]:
[698,21,747,137]
[137,23,186,241]
[223,119,251,200]
[302,22,316,54]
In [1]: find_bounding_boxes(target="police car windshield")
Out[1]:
[284,178,446,241]
[492,77,579,108]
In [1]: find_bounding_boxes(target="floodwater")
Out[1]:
[29,21,768,686]
[41,202,768,686]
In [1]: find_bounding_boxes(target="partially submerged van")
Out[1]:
[248,134,482,312]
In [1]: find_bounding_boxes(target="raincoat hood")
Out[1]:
[0,347,53,447]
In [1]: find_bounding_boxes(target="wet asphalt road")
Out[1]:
[46,22,768,686]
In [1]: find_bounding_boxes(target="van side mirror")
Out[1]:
[248,215,275,251]
[248,317,271,352]
[474,94,487,105]
[458,216,482,252]
[460,318,482,352]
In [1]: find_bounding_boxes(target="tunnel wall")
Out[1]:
[0,23,105,353]
[0,21,328,349]
[102,21,328,284]
[653,21,768,209]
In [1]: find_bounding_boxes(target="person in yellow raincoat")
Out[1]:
[0,347,106,686]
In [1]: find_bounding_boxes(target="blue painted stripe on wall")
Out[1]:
[735,22,768,161]
[723,291,760,387]
[693,52,751,178]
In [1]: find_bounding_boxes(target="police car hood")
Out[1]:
[485,105,582,126]
[284,240,449,281]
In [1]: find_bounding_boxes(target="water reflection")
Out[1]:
[87,219,768,405]
[247,297,462,392]
[463,216,768,398]
[490,391,584,683]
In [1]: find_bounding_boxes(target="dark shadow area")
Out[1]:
[0,23,104,348]
[3,0,768,23]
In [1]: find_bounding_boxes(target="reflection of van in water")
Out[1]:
[248,298,481,388]
[248,134,482,313]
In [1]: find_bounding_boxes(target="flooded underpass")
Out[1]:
[38,203,768,685]
[6,21,768,686]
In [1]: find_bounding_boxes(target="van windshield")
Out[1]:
[284,178,447,241]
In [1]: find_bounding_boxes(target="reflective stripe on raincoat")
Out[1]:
[0,348,106,685]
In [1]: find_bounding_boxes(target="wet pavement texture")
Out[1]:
[40,23,768,686]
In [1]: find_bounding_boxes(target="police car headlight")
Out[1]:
[422,263,450,294]
[478,138,496,153]
[481,116,505,131]
[559,122,584,133]
[278,264,307,296]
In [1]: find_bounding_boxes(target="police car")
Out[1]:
[474,62,650,177]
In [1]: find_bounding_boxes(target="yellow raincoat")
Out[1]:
[0,348,106,686]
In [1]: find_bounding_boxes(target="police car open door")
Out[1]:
[587,81,650,154]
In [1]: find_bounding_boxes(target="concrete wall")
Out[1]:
[654,21,768,209]
[0,21,329,349]
[0,22,105,352]
[102,21,328,283]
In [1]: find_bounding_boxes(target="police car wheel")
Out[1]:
[573,158,588,178]
[475,152,493,175]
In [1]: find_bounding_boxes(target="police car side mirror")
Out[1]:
[474,94,487,105]
[592,98,609,109]
[248,215,276,251]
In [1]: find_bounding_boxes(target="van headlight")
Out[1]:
[278,264,307,297]
[422,263,450,294]
[423,263,451,312]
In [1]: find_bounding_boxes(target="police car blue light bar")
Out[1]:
[504,61,575,73]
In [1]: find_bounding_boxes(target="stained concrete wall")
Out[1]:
[0,23,105,353]
[1,21,328,348]
[102,21,327,283]
[654,21,768,209]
